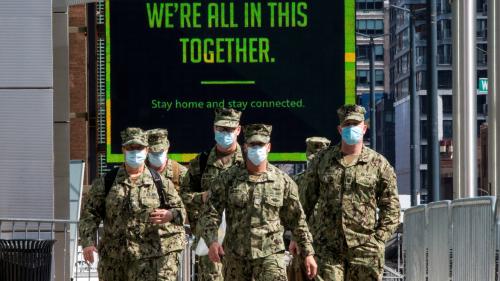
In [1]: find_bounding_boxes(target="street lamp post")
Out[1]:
[356,32,385,151]
[391,5,420,206]
[370,37,377,151]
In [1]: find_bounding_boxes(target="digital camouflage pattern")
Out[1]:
[161,159,188,192]
[147,128,170,152]
[127,251,182,281]
[145,128,188,191]
[199,163,314,263]
[336,104,366,125]
[300,144,400,280]
[294,136,331,204]
[314,236,385,281]
[98,251,181,281]
[223,252,287,281]
[121,127,148,147]
[180,145,244,281]
[79,166,187,280]
[180,145,244,234]
[305,137,331,161]
[214,108,242,128]
[243,124,272,144]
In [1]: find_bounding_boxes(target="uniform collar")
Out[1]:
[332,144,373,165]
[237,163,277,183]
[115,165,154,187]
[207,143,244,168]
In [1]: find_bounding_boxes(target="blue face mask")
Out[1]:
[148,151,167,168]
[125,149,147,168]
[247,145,268,165]
[215,131,235,148]
[341,126,363,145]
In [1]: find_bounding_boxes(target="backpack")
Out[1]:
[104,166,167,208]
[189,149,211,192]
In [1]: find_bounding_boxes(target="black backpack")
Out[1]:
[104,166,167,208]
[189,149,211,192]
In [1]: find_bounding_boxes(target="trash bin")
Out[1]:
[0,239,56,281]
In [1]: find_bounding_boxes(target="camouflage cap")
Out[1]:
[306,136,331,160]
[214,108,242,128]
[146,128,170,152]
[244,124,272,144]
[121,127,148,147]
[337,104,366,125]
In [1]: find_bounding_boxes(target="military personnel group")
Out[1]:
[79,104,400,281]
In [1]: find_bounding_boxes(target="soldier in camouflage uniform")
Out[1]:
[199,124,318,281]
[300,105,400,281]
[79,127,187,281]
[146,128,188,192]
[288,137,330,280]
[294,137,331,203]
[180,108,244,281]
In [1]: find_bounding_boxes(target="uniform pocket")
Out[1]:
[229,188,248,207]
[264,194,283,207]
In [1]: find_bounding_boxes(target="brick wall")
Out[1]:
[69,5,89,185]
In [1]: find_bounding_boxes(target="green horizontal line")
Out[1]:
[201,81,255,85]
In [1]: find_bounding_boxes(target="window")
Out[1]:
[417,71,427,91]
[438,20,452,40]
[375,45,384,61]
[438,44,452,65]
[375,70,384,86]
[421,120,428,140]
[438,70,452,89]
[421,145,428,165]
[420,170,428,193]
[357,70,369,87]
[478,95,487,114]
[356,0,383,10]
[443,120,453,139]
[477,19,487,39]
[442,95,452,114]
[477,43,487,65]
[477,0,487,13]
[356,45,384,61]
[420,94,428,115]
[437,0,451,14]
[356,20,384,35]
[416,47,426,66]
[356,70,384,87]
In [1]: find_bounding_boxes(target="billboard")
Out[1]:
[105,0,356,163]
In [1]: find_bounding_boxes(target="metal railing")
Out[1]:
[403,196,498,281]
[0,218,80,280]
[0,217,406,281]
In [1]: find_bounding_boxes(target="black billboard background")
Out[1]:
[108,0,347,159]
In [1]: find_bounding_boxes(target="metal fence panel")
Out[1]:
[403,205,427,281]
[426,201,451,281]
[451,197,496,281]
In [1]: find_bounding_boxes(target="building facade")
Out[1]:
[356,0,395,165]
[389,0,488,202]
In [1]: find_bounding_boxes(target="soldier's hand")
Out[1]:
[150,209,173,224]
[208,241,225,263]
[83,246,97,264]
[304,255,318,280]
[289,240,299,256]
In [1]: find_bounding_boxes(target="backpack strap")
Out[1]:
[171,161,181,189]
[104,167,120,197]
[189,149,211,192]
[148,166,167,208]
[199,149,210,174]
